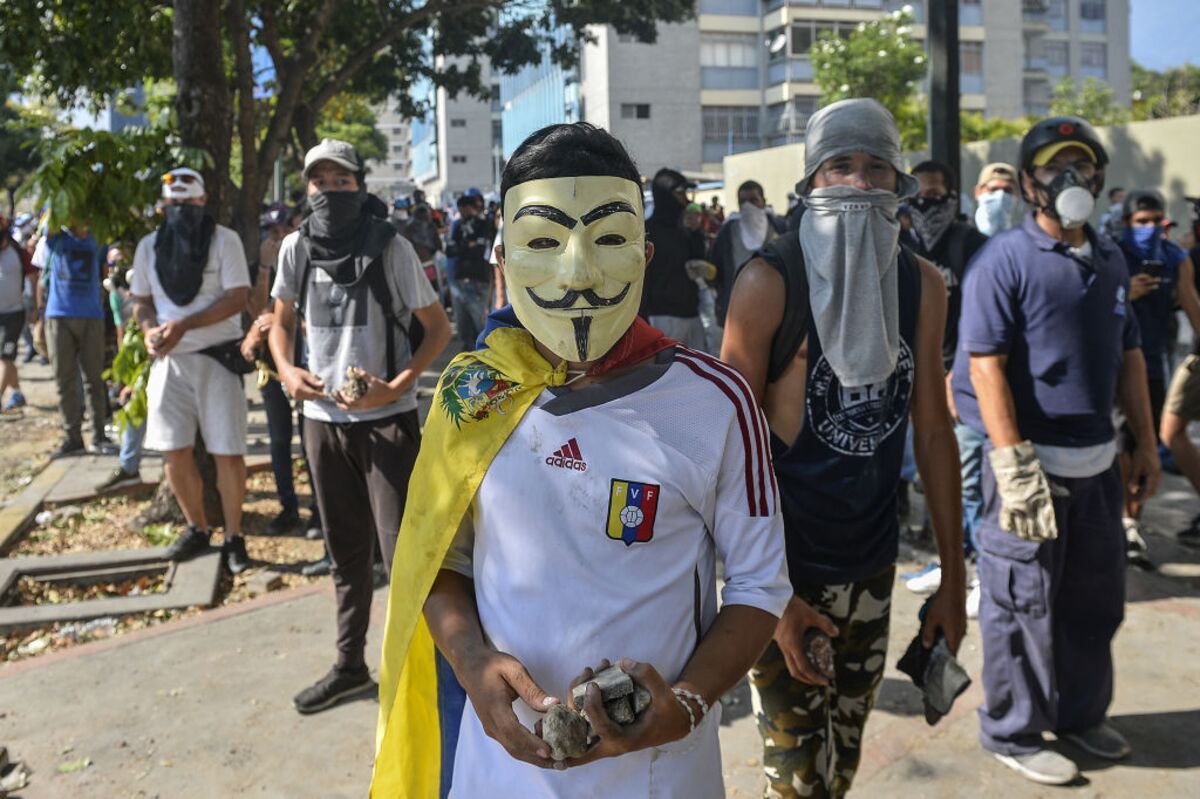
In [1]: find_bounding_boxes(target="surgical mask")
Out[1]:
[501,176,646,363]
[975,190,1016,236]
[1123,224,1161,258]
[1036,168,1096,229]
[306,190,366,235]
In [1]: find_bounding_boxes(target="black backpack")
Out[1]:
[294,246,424,377]
[749,235,918,384]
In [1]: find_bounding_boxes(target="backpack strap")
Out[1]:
[754,233,810,385]
[363,256,413,379]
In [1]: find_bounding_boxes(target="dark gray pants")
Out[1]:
[976,456,1125,755]
[46,316,106,443]
[303,411,420,671]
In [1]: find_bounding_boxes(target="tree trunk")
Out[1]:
[173,0,233,223]
[126,436,224,533]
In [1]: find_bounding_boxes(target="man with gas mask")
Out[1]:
[952,117,1159,784]
[974,162,1020,237]
[371,122,790,798]
[130,168,253,573]
[641,167,709,350]
[722,98,966,798]
[267,139,451,714]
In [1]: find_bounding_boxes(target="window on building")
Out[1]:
[492,119,502,147]
[700,32,759,68]
[1044,39,1068,72]
[451,155,468,164]
[391,126,404,135]
[790,20,857,58]
[392,143,405,153]
[960,41,983,74]
[1080,0,1106,32]
[450,118,467,128]
[621,103,651,120]
[1081,41,1107,77]
[391,162,405,170]
[702,106,761,143]
[1046,0,1068,30]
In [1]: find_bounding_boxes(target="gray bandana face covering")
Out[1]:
[800,186,901,388]
[796,98,911,389]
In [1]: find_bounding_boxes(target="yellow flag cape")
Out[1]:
[371,327,567,798]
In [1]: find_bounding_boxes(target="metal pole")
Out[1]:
[928,0,961,188]
[273,156,283,203]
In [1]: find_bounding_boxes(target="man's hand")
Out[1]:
[773,595,840,686]
[240,328,262,362]
[945,372,958,421]
[456,647,559,769]
[921,582,967,653]
[336,369,411,412]
[1129,273,1161,302]
[988,441,1059,542]
[145,320,187,357]
[561,658,691,769]
[279,364,325,402]
[1128,441,1161,505]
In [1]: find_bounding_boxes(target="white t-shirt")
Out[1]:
[271,230,438,422]
[130,224,251,353]
[441,346,791,798]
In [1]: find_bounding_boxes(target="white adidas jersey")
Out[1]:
[443,346,790,798]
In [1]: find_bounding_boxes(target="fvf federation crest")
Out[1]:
[606,479,660,546]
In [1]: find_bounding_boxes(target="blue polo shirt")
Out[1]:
[952,213,1139,448]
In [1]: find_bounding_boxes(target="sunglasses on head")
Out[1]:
[162,173,200,185]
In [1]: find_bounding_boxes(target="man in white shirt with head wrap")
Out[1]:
[722,98,967,797]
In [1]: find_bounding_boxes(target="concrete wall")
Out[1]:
[723,114,1200,232]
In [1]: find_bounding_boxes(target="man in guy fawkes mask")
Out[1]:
[130,168,253,573]
[951,116,1159,784]
[721,97,965,798]
[268,138,451,715]
[371,122,790,798]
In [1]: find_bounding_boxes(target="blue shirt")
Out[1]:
[41,232,104,320]
[952,214,1139,448]
[1118,235,1185,385]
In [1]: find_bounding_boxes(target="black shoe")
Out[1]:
[222,536,251,574]
[164,526,211,562]
[293,665,376,714]
[22,349,36,364]
[51,437,86,459]
[304,511,324,540]
[301,555,332,577]
[96,467,140,492]
[266,507,302,536]
[373,560,389,589]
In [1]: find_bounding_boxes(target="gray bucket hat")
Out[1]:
[796,98,919,198]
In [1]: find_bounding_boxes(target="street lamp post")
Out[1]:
[928,1,961,189]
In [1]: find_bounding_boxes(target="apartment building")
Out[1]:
[364,105,413,201]
[491,0,1130,178]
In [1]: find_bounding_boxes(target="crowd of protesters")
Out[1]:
[5,99,1200,797]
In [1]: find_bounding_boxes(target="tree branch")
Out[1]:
[258,0,286,74]
[227,0,258,219]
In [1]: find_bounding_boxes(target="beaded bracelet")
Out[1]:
[672,687,710,722]
[671,689,696,734]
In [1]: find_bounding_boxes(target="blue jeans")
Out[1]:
[119,421,145,474]
[261,377,298,513]
[956,422,987,557]
[436,649,467,798]
[450,278,490,351]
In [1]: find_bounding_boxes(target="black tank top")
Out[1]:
[769,253,922,586]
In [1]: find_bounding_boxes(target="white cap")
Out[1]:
[161,167,206,200]
[303,138,363,179]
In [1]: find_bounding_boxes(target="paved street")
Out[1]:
[2,480,1197,797]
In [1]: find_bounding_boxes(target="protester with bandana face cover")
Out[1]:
[1114,190,1193,563]
[268,139,451,716]
[371,122,790,798]
[711,180,785,329]
[721,98,965,798]
[951,116,1159,785]
[129,167,254,573]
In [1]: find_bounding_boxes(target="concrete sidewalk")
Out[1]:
[2,481,1197,798]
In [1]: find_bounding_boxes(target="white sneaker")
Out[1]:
[905,564,942,595]
[994,749,1079,785]
[966,579,981,620]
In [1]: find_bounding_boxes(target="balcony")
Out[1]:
[1023,56,1048,75]
[768,58,814,86]
[702,66,761,90]
[699,0,759,15]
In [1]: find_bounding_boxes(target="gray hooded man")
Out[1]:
[721,98,966,797]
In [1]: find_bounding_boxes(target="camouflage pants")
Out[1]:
[750,566,895,799]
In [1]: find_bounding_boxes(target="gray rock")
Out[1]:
[633,685,652,715]
[541,704,589,761]
[803,629,836,680]
[333,366,369,404]
[604,696,635,725]
[570,664,633,711]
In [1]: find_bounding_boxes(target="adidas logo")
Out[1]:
[545,437,588,472]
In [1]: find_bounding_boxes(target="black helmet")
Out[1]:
[1018,116,1109,172]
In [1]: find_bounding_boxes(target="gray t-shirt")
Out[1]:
[0,246,25,314]
[271,229,438,423]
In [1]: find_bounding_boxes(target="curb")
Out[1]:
[0,460,70,553]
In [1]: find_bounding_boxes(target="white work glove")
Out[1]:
[988,441,1059,543]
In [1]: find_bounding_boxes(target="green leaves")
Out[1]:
[103,321,152,434]
[811,9,926,117]
[1050,77,1130,126]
